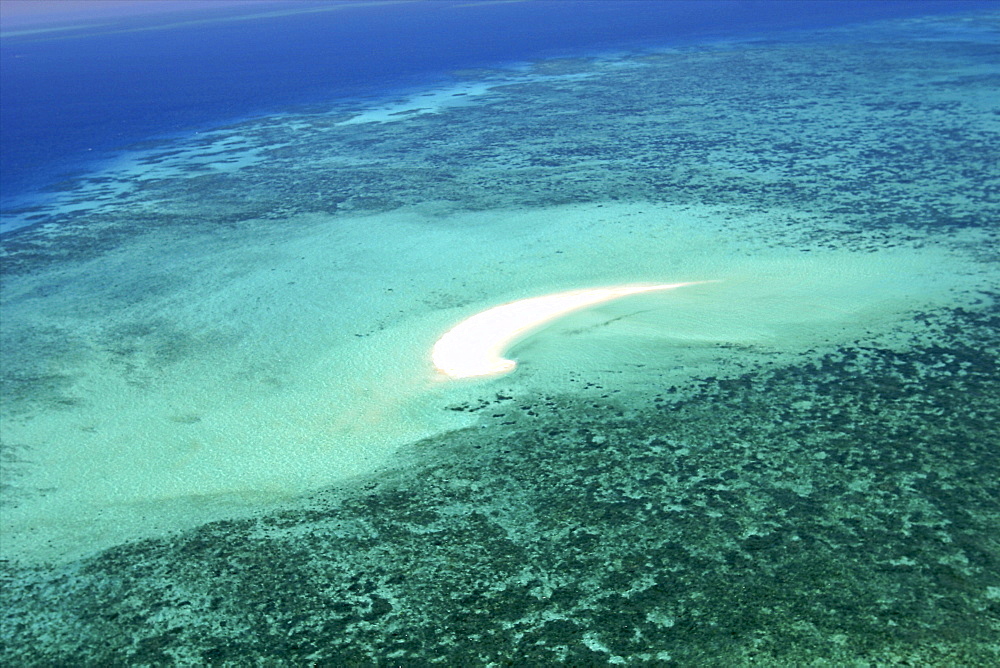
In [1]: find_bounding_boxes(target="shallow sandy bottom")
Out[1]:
[1,200,993,563]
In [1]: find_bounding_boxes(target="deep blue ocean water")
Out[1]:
[1,0,993,214]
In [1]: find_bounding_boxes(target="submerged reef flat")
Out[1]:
[1,10,998,664]
[2,15,998,251]
[2,303,998,665]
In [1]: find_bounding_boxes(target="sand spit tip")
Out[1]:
[432,281,719,379]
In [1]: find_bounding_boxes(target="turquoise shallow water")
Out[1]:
[1,9,999,665]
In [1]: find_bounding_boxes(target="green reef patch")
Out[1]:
[2,302,997,665]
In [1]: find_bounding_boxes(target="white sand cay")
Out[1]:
[433,282,716,379]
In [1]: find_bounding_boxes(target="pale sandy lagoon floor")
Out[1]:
[2,11,999,665]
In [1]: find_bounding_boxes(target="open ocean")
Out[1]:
[1,0,990,212]
[1,1,998,664]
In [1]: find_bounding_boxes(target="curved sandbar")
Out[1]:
[433,282,714,379]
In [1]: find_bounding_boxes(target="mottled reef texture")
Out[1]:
[2,303,998,665]
[3,16,999,276]
[2,11,999,667]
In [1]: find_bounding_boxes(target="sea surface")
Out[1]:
[1,1,998,664]
[1,0,991,215]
